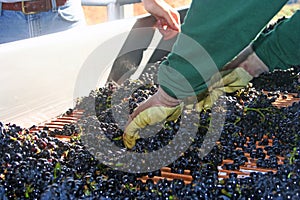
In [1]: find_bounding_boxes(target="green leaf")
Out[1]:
[25,184,34,199]
[115,163,124,167]
[221,188,232,198]
[84,188,91,196]
[288,172,294,179]
[25,192,29,198]
[75,172,82,179]
[113,136,122,141]
[54,162,61,180]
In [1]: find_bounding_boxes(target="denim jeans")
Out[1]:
[0,0,86,44]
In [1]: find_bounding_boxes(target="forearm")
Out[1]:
[142,0,160,12]
[253,10,300,70]
[159,0,287,99]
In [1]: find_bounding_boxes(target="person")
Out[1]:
[123,0,300,149]
[0,0,86,44]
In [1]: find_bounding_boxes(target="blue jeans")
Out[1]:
[0,0,86,44]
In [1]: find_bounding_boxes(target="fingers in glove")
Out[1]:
[130,86,181,119]
[123,130,140,149]
[166,102,183,121]
[203,89,224,110]
[195,99,205,112]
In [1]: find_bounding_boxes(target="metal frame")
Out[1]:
[81,0,142,21]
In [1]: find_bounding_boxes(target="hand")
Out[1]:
[194,46,270,112]
[143,0,181,40]
[195,67,253,112]
[123,87,183,149]
[224,45,269,77]
[238,52,269,77]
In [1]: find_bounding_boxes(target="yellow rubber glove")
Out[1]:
[196,67,253,112]
[196,50,269,112]
[123,87,183,149]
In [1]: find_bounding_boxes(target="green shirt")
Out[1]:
[159,0,299,99]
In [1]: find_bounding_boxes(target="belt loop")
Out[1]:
[51,0,57,12]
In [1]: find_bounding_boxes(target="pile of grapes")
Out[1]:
[1,14,300,198]
[0,58,299,199]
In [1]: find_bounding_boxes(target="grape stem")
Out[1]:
[243,107,272,122]
[234,116,241,125]
[234,107,271,124]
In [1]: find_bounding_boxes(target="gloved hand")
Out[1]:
[195,50,269,112]
[195,67,253,112]
[123,86,183,149]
